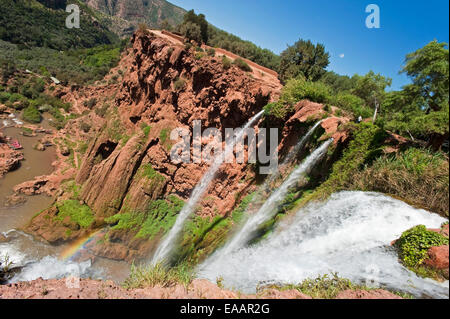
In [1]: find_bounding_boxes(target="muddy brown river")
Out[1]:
[0,114,130,284]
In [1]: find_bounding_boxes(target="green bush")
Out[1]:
[0,91,10,103]
[264,77,333,119]
[206,48,215,57]
[123,262,194,289]
[264,101,289,119]
[22,105,41,123]
[351,148,449,217]
[233,58,252,72]
[8,93,23,103]
[395,225,448,268]
[55,200,95,228]
[332,93,372,118]
[282,77,331,105]
[84,98,97,109]
[173,77,186,91]
[221,56,232,70]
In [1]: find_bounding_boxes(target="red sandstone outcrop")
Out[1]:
[0,277,402,300]
[23,30,353,261]
[0,133,24,178]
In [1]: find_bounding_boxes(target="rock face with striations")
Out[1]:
[24,30,350,261]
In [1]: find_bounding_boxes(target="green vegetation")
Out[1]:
[231,192,256,224]
[221,56,232,70]
[352,148,449,216]
[22,105,42,123]
[395,225,448,268]
[176,215,233,264]
[0,0,117,50]
[279,39,330,83]
[177,10,208,44]
[301,123,387,203]
[176,10,280,71]
[173,77,186,91]
[123,262,194,289]
[55,200,95,228]
[159,128,173,150]
[105,195,184,240]
[0,39,126,85]
[394,225,449,280]
[380,41,449,150]
[262,273,412,299]
[233,58,252,72]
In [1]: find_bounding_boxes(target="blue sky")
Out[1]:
[170,0,449,90]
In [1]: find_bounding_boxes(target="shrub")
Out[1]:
[55,200,95,228]
[8,93,23,103]
[22,105,41,123]
[83,97,97,109]
[264,101,289,119]
[194,52,205,60]
[0,91,10,103]
[80,121,91,133]
[173,77,186,91]
[221,56,232,70]
[233,58,252,72]
[332,93,372,118]
[395,225,448,268]
[206,48,215,57]
[95,103,109,117]
[123,263,194,289]
[281,77,331,105]
[352,148,449,216]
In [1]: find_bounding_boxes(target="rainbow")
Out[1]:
[60,229,103,261]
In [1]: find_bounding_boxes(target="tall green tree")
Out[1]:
[351,71,392,107]
[382,41,449,150]
[279,39,330,83]
[179,22,202,44]
[179,10,208,44]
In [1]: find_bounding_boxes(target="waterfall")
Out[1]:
[151,110,265,265]
[271,120,323,183]
[258,120,323,198]
[216,139,333,257]
[198,191,449,298]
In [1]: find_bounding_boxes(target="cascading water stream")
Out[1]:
[246,120,323,215]
[215,138,333,257]
[198,191,449,298]
[265,120,323,186]
[151,110,265,264]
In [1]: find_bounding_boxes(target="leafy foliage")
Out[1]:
[0,0,117,50]
[395,225,448,268]
[123,262,194,289]
[352,148,449,216]
[381,41,449,149]
[233,58,252,72]
[279,39,330,83]
[55,200,95,228]
[22,105,42,123]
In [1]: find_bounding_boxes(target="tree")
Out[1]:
[402,40,449,113]
[351,71,392,106]
[179,22,202,44]
[320,71,357,93]
[179,10,208,44]
[279,39,330,83]
[382,41,449,150]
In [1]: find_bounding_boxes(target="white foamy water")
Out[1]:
[198,191,449,298]
[151,111,265,264]
[216,139,333,256]
[0,231,102,283]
